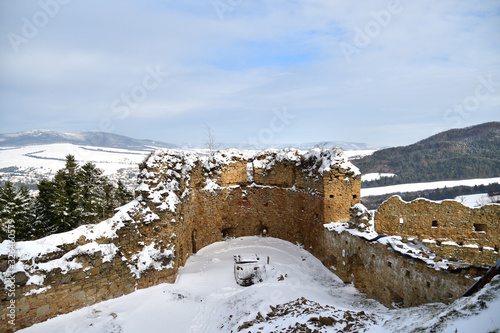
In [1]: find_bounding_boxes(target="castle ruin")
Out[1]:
[0,148,497,331]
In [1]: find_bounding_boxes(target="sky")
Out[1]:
[0,0,499,148]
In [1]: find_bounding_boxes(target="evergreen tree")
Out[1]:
[115,180,134,207]
[31,197,58,239]
[31,155,135,239]
[77,162,105,226]
[36,155,82,233]
[61,155,81,229]
[102,182,116,217]
[0,181,35,240]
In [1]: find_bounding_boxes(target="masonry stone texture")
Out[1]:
[375,196,500,267]
[0,148,495,331]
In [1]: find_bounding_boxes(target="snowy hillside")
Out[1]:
[0,144,150,188]
[0,144,148,175]
[360,177,500,197]
[18,237,500,333]
[0,130,177,150]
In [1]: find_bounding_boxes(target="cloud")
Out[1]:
[0,0,499,147]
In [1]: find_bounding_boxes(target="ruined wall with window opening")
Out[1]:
[375,196,500,266]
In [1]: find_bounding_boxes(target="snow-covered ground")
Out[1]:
[0,144,149,176]
[454,193,493,208]
[0,144,151,189]
[361,177,500,197]
[361,173,396,182]
[18,237,500,333]
[343,149,377,160]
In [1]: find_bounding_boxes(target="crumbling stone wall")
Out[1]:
[374,196,500,266]
[313,229,478,307]
[0,206,178,332]
[323,170,361,223]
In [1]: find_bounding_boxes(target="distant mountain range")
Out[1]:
[0,130,376,151]
[354,121,500,186]
[0,130,178,151]
[217,141,376,150]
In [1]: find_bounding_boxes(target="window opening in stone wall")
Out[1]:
[406,270,411,277]
[473,223,487,233]
[387,261,392,268]
[222,228,235,240]
[329,194,334,199]
[432,220,438,228]
[436,241,441,246]
[353,194,358,199]
[246,162,255,183]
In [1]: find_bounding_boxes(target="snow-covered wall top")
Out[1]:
[134,148,361,220]
[139,147,360,177]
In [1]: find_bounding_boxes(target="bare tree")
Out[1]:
[457,195,467,204]
[476,192,500,206]
[204,124,220,159]
[314,142,329,149]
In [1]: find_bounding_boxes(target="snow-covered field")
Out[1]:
[361,173,396,182]
[0,144,151,189]
[18,237,500,333]
[343,149,377,160]
[454,193,493,208]
[0,144,149,176]
[361,177,500,198]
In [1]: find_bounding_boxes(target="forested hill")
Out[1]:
[354,122,500,187]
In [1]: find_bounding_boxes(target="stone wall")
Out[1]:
[323,170,361,223]
[313,229,476,307]
[374,196,500,266]
[0,204,178,332]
